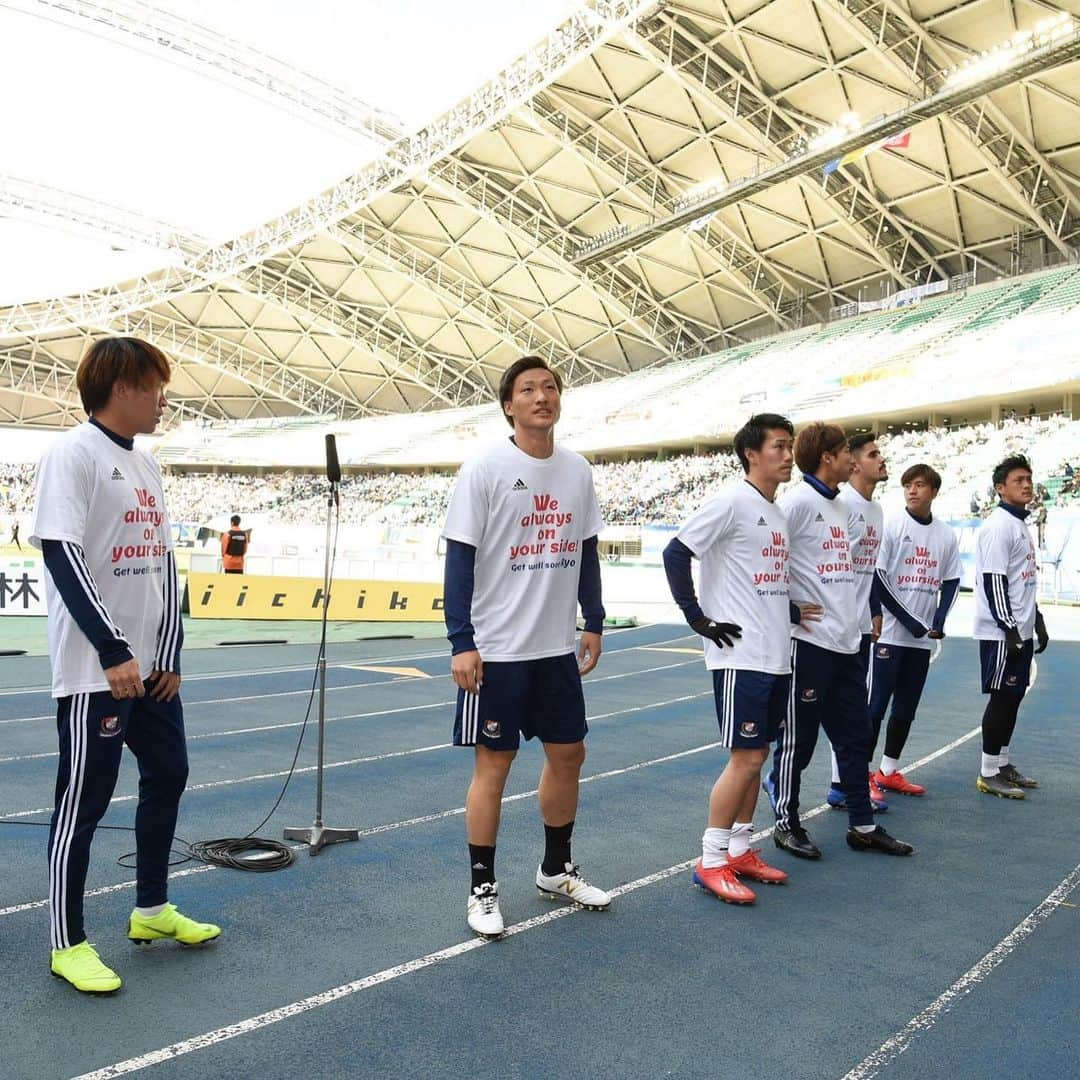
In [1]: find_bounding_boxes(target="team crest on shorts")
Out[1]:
[800,688,817,702]
[740,721,758,737]
[99,715,121,738]
[483,718,501,739]
[877,646,890,659]
[1006,675,1018,686]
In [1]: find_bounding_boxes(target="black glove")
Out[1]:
[1034,612,1049,655]
[691,616,742,649]
[1005,626,1025,658]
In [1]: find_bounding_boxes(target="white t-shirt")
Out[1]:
[676,480,792,675]
[30,422,173,698]
[838,484,884,635]
[877,511,962,650]
[781,478,861,655]
[973,505,1038,641]
[442,438,603,662]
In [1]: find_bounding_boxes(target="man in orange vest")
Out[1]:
[220,515,250,574]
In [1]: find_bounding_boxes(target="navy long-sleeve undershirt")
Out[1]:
[41,539,134,670]
[932,578,960,634]
[577,536,605,634]
[982,571,1017,632]
[663,536,801,626]
[872,570,929,637]
[443,539,477,655]
[154,549,184,674]
[444,536,604,656]
[662,538,704,624]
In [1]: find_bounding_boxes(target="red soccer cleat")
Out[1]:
[868,773,889,811]
[692,860,756,904]
[873,769,926,796]
[724,848,789,885]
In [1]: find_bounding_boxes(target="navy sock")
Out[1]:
[542,821,574,876]
[469,844,496,889]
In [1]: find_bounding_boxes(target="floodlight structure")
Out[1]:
[574,16,1080,266]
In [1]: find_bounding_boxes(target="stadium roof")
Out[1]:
[1,0,1078,429]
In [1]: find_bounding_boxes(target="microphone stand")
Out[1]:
[284,467,359,855]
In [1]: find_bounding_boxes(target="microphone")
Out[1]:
[325,433,341,484]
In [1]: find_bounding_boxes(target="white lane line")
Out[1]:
[359,730,718,838]
[0,623,672,700]
[68,723,982,1079]
[68,805,780,1080]
[0,629,693,724]
[0,657,700,766]
[0,685,710,819]
[0,720,718,919]
[842,861,1080,1080]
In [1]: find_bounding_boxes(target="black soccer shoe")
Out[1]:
[998,763,1038,789]
[846,826,914,856]
[976,773,1026,799]
[773,825,822,860]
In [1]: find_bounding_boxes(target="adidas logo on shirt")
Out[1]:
[757,516,767,526]
[512,478,527,491]
[814,512,825,522]
[111,467,124,480]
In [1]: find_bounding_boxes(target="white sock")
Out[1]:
[701,827,731,868]
[998,746,1010,768]
[880,755,900,776]
[981,752,1000,778]
[830,747,841,784]
[854,824,876,834]
[728,822,753,859]
[135,903,166,918]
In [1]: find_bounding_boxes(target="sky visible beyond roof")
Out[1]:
[0,0,581,304]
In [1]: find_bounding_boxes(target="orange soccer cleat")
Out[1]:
[873,769,926,796]
[692,860,757,905]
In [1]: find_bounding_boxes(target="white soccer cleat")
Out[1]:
[535,862,612,910]
[467,882,504,937]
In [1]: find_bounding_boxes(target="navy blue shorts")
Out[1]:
[453,654,587,751]
[712,669,790,749]
[979,639,1033,694]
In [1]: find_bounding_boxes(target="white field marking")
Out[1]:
[0,623,666,700]
[0,628,692,724]
[638,646,705,655]
[2,704,986,927]
[68,722,973,1080]
[0,661,1000,917]
[359,729,719,837]
[0,686,711,820]
[0,723,720,919]
[842,861,1080,1080]
[0,656,700,765]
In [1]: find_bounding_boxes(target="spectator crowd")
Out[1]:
[2,416,1078,541]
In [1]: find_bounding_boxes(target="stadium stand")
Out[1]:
[3,416,1076,533]
[137,262,1080,470]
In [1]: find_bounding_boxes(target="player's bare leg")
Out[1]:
[535,740,610,909]
[696,747,785,902]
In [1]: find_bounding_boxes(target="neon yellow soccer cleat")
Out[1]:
[51,941,123,994]
[128,903,221,945]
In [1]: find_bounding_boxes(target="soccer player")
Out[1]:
[973,455,1048,798]
[827,433,887,812]
[30,337,219,996]
[442,356,609,937]
[662,414,822,905]
[767,423,913,859]
[869,464,961,795]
